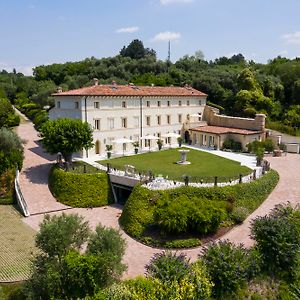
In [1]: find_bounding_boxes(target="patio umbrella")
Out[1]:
[161,132,181,138]
[162,132,181,147]
[140,135,159,151]
[113,138,132,155]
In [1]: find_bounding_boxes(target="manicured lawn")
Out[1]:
[99,148,251,181]
[0,205,37,282]
[68,161,102,174]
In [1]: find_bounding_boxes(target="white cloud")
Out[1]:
[278,50,288,56]
[160,0,194,5]
[151,31,181,42]
[282,31,300,45]
[116,26,139,33]
[0,63,33,76]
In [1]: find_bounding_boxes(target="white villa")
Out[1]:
[49,79,266,158]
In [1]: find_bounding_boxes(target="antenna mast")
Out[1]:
[167,40,171,62]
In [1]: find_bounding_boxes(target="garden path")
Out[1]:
[18,119,300,278]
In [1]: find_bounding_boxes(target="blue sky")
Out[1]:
[0,0,299,75]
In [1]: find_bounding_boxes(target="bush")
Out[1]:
[49,166,113,207]
[154,194,227,235]
[144,252,213,299]
[231,207,250,224]
[202,240,259,298]
[146,251,190,283]
[0,169,15,199]
[26,214,127,300]
[154,195,190,234]
[87,224,126,265]
[121,170,279,246]
[251,203,300,278]
[222,138,242,151]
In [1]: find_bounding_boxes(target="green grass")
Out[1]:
[0,205,37,282]
[99,148,251,181]
[68,161,102,174]
[0,282,26,300]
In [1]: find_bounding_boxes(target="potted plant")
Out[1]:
[157,139,163,150]
[106,144,113,159]
[132,141,139,154]
[177,136,183,147]
[255,147,265,166]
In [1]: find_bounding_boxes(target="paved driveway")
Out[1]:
[18,120,300,278]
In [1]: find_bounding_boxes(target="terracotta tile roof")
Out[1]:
[52,84,206,97]
[191,125,262,135]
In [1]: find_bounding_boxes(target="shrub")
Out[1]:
[231,207,250,224]
[155,195,227,235]
[251,203,300,277]
[49,166,113,207]
[87,224,126,264]
[155,195,190,234]
[143,254,213,300]
[164,238,201,249]
[0,168,15,199]
[27,214,127,300]
[146,251,190,283]
[121,170,279,246]
[124,277,159,300]
[202,240,258,298]
[222,138,242,151]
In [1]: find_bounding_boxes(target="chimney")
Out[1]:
[151,83,154,87]
[57,86,63,93]
[93,78,99,86]
[112,80,117,86]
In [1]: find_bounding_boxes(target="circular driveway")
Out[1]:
[18,120,300,278]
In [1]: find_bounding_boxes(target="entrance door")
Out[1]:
[184,131,190,143]
[95,140,100,154]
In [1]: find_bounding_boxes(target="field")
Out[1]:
[0,206,37,282]
[99,148,251,181]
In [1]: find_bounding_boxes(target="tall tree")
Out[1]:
[39,118,94,162]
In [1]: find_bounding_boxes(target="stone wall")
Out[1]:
[203,106,266,131]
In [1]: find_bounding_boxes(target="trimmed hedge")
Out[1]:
[120,170,279,245]
[49,166,113,207]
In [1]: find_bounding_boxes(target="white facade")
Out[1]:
[49,93,206,158]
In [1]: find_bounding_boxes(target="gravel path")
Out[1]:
[18,119,300,278]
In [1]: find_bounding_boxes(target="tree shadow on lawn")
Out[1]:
[23,163,53,185]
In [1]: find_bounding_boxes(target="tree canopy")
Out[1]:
[26,213,126,300]
[39,118,94,162]
[2,40,300,134]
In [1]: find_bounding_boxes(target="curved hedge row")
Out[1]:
[120,170,279,243]
[49,166,113,207]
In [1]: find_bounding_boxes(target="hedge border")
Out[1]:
[120,170,279,249]
[49,165,113,208]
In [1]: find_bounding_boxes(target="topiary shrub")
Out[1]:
[49,166,113,207]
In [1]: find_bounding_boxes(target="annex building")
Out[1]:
[49,79,266,158]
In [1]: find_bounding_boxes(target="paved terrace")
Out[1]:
[17,119,300,278]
